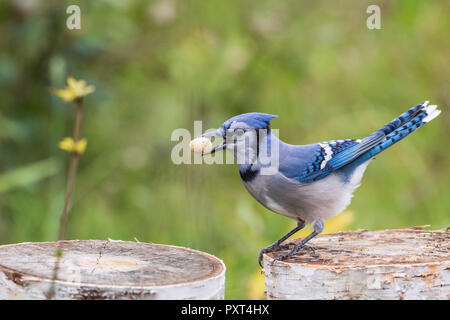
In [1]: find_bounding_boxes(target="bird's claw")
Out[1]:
[271,244,316,265]
[258,242,295,268]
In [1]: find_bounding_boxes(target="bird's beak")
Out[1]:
[201,129,226,155]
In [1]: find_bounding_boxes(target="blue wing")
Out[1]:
[295,101,438,183]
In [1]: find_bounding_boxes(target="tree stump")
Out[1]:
[263,228,450,300]
[0,240,225,300]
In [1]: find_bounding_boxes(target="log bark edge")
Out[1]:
[263,227,450,300]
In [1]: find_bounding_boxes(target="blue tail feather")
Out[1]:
[374,101,428,136]
[327,101,431,170]
[352,103,441,166]
[298,101,441,183]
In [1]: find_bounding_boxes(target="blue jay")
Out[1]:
[200,101,441,266]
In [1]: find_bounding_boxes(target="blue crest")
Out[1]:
[221,112,278,130]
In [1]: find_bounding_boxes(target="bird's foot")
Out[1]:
[271,244,316,265]
[258,242,295,267]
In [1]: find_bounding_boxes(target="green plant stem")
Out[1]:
[47,98,84,299]
[58,99,83,241]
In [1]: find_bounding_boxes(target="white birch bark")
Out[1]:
[263,228,450,300]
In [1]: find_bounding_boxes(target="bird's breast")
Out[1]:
[239,167,368,223]
[239,170,297,218]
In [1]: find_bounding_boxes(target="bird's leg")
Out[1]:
[272,219,325,264]
[259,220,305,267]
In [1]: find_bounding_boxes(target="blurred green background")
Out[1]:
[0,0,449,299]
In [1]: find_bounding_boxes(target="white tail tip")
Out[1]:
[423,109,441,123]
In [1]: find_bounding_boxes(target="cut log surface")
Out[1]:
[0,240,225,300]
[263,228,450,300]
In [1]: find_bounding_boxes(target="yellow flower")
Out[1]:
[51,76,95,103]
[59,137,88,154]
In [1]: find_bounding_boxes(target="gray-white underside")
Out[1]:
[242,160,371,225]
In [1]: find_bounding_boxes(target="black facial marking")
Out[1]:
[256,129,260,158]
[239,167,259,182]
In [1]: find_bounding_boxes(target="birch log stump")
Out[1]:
[263,227,450,300]
[0,240,225,300]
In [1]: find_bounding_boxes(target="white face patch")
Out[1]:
[318,143,333,170]
[228,121,251,131]
[225,121,259,164]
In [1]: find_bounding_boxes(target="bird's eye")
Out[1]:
[235,129,245,136]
